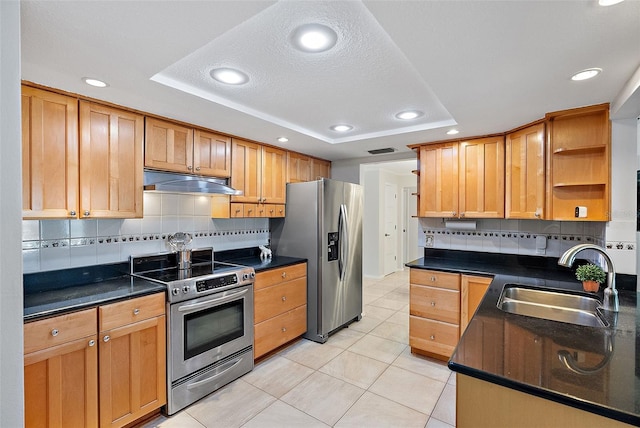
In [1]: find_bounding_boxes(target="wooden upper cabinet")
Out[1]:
[193,129,231,177]
[458,136,505,218]
[311,158,331,180]
[231,139,286,204]
[262,146,287,204]
[144,117,194,174]
[505,123,545,219]
[418,142,459,217]
[546,104,610,221]
[231,139,261,203]
[22,86,79,219]
[79,101,144,218]
[287,152,312,183]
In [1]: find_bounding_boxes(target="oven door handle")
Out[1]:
[177,289,248,313]
[186,356,244,390]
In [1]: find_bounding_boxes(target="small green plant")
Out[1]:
[575,263,606,284]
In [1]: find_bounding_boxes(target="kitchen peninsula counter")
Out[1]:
[407,249,639,426]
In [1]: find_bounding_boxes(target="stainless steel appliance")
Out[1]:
[271,178,363,343]
[130,248,255,415]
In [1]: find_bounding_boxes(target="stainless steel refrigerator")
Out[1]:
[271,179,363,343]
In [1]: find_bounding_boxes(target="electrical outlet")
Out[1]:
[425,234,434,248]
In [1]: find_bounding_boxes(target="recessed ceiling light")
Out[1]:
[395,110,424,120]
[82,77,108,88]
[331,124,353,132]
[210,68,249,85]
[291,24,338,53]
[446,129,459,135]
[599,0,623,6]
[277,137,289,143]
[570,68,602,81]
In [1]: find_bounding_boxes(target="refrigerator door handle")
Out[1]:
[339,204,349,282]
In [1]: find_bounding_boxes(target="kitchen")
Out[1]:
[2,1,640,427]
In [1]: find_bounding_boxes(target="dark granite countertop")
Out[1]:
[406,249,640,425]
[24,248,306,322]
[24,262,165,322]
[216,248,307,272]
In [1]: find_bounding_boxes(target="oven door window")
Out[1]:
[184,300,244,360]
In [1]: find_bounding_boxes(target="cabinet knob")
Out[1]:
[430,276,436,282]
[430,335,435,340]
[133,308,140,315]
[282,296,287,302]
[460,212,465,218]
[187,165,193,170]
[282,327,287,333]
[88,340,96,347]
[84,210,90,216]
[534,211,541,218]
[430,301,436,306]
[282,272,287,278]
[70,210,77,216]
[262,198,267,203]
[452,211,457,217]
[103,335,110,342]
[195,166,201,171]
[51,329,59,337]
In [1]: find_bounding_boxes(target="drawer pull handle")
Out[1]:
[430,335,435,340]
[103,335,110,342]
[89,340,96,347]
[282,296,287,302]
[51,329,59,337]
[430,276,436,282]
[430,301,436,306]
[133,308,140,315]
[282,327,287,333]
[282,272,287,278]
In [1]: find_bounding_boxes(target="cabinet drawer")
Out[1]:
[410,284,460,324]
[24,308,97,354]
[99,293,165,332]
[410,269,460,290]
[254,305,307,359]
[255,263,307,290]
[254,277,307,323]
[409,315,459,358]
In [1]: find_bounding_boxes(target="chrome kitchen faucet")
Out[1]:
[558,244,619,312]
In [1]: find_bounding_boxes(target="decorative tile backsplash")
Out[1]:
[417,218,607,260]
[22,193,270,273]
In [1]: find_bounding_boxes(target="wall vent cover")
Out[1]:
[367,148,396,155]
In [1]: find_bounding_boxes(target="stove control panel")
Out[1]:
[195,274,239,292]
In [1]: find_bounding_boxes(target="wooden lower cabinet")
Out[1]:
[24,309,98,428]
[409,268,492,360]
[24,293,166,428]
[98,293,166,428]
[254,263,307,359]
[457,374,631,428]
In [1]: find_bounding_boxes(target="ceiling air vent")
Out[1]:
[367,148,396,155]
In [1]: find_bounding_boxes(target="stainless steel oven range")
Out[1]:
[131,248,255,415]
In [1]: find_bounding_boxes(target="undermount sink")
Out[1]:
[497,285,607,328]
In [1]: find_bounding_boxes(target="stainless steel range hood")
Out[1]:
[143,170,242,195]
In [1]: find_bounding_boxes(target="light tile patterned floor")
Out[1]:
[140,269,456,428]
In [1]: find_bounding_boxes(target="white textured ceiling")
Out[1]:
[20,1,640,162]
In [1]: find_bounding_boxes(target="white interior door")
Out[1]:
[384,183,398,275]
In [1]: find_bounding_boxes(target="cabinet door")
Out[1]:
[261,146,287,204]
[418,143,458,217]
[287,152,312,183]
[506,123,545,219]
[460,274,492,334]
[144,117,194,173]
[22,86,79,219]
[230,139,261,203]
[24,335,98,428]
[311,158,331,180]
[458,136,505,218]
[193,129,231,177]
[99,315,166,428]
[79,101,144,218]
